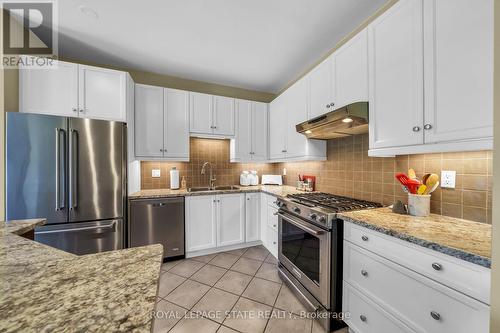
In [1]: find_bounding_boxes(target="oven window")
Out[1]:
[281,219,320,284]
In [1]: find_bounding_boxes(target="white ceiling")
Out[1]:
[52,0,386,93]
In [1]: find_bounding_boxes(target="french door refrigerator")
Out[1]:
[6,112,126,255]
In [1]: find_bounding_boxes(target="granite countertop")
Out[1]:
[339,207,492,268]
[0,219,164,332]
[129,184,303,199]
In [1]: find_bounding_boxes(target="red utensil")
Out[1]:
[395,173,421,194]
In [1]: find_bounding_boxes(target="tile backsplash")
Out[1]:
[140,135,492,224]
[141,138,276,190]
[276,134,492,224]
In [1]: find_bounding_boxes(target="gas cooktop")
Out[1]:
[287,192,382,213]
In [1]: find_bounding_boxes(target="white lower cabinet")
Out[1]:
[245,193,260,242]
[343,222,490,333]
[185,195,217,252]
[260,193,279,258]
[217,193,245,247]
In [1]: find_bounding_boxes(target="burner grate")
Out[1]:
[287,192,382,212]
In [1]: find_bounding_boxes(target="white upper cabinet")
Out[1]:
[189,92,235,137]
[213,95,235,136]
[308,57,335,119]
[78,65,127,122]
[334,29,369,109]
[285,78,309,159]
[135,84,189,161]
[231,99,268,162]
[19,59,79,117]
[423,0,493,144]
[368,0,493,156]
[368,0,424,150]
[19,58,129,122]
[135,84,164,157]
[269,94,287,160]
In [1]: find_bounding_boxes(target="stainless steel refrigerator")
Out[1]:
[6,112,126,255]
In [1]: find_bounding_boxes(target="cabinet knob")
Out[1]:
[424,124,433,130]
[360,315,367,322]
[412,126,421,132]
[361,270,368,277]
[431,262,442,271]
[79,109,85,113]
[361,235,369,242]
[72,108,78,113]
[273,241,276,245]
[330,102,335,107]
[273,224,277,228]
[326,104,331,108]
[430,311,441,321]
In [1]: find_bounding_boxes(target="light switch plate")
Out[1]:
[441,170,456,188]
[152,169,161,178]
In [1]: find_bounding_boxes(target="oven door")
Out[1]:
[278,211,331,308]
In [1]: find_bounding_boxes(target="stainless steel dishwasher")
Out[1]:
[129,197,185,259]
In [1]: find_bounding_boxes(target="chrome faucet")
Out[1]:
[201,162,216,188]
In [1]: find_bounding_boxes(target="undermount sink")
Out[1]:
[187,185,240,192]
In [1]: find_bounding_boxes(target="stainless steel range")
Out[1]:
[276,192,382,331]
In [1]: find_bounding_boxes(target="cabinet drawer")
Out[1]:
[343,282,415,333]
[267,207,278,232]
[344,242,490,333]
[266,194,279,209]
[344,222,490,304]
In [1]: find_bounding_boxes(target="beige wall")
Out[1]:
[490,0,500,330]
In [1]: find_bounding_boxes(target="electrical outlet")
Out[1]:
[283,168,287,176]
[152,169,161,178]
[441,170,456,188]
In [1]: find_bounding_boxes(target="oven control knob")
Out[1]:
[318,216,327,223]
[309,213,317,220]
[293,206,301,214]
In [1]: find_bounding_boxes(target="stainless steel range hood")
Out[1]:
[296,102,368,140]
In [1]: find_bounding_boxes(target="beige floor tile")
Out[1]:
[157,272,186,298]
[224,248,247,256]
[169,259,205,278]
[217,326,240,333]
[192,288,239,323]
[190,264,227,286]
[242,277,281,306]
[242,246,269,261]
[274,285,309,315]
[190,253,217,263]
[215,270,253,295]
[223,297,272,333]
[170,314,220,333]
[165,279,211,309]
[264,310,312,333]
[255,263,281,283]
[161,260,183,272]
[152,299,187,333]
[264,254,279,265]
[210,253,240,269]
[231,257,262,275]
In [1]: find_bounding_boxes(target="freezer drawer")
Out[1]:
[129,197,185,259]
[35,219,124,255]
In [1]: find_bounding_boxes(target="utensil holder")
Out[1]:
[408,194,431,217]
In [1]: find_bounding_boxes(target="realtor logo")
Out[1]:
[1,0,58,67]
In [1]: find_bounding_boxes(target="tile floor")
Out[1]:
[153,245,349,333]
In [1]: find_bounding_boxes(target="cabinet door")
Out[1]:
[269,95,287,159]
[78,65,127,121]
[234,99,252,161]
[217,194,245,247]
[245,193,260,242]
[308,57,334,119]
[285,78,309,158]
[334,29,369,108]
[213,96,235,136]
[251,102,268,161]
[189,92,213,134]
[19,59,79,117]
[260,194,268,247]
[423,0,493,143]
[186,195,217,252]
[368,0,424,149]
[164,88,189,159]
[134,84,164,157]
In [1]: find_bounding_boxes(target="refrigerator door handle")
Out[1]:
[35,221,117,235]
[55,128,66,211]
[69,129,79,210]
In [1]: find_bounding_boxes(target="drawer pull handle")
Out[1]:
[432,263,442,271]
[360,315,367,322]
[430,311,441,321]
[273,241,277,245]
[273,224,277,228]
[361,270,368,277]
[361,235,369,241]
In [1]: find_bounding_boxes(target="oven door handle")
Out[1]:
[277,212,325,235]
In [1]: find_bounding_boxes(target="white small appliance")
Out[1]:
[261,174,283,185]
[240,171,250,186]
[249,170,259,186]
